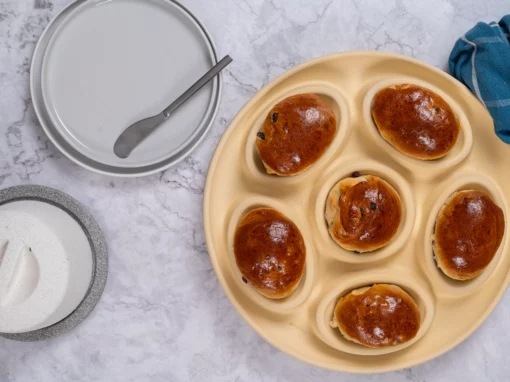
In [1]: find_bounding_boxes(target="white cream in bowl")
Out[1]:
[0,201,92,333]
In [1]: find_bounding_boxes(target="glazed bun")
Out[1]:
[331,284,421,348]
[325,174,402,252]
[433,190,505,280]
[233,208,306,299]
[256,93,337,176]
[372,84,460,160]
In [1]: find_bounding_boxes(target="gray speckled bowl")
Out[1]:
[0,185,108,342]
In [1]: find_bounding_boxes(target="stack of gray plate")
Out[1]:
[32,0,222,176]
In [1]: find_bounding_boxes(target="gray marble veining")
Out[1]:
[1,0,510,380]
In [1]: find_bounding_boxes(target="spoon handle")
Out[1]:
[113,55,232,159]
[163,55,232,118]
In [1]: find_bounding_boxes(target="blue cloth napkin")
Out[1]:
[449,15,510,144]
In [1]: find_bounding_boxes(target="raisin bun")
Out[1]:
[372,84,460,160]
[234,208,306,299]
[331,284,421,348]
[433,190,505,280]
[256,93,337,176]
[325,174,402,252]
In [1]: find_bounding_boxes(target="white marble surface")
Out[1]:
[1,0,510,380]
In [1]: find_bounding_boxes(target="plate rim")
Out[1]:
[31,0,222,177]
[202,50,509,373]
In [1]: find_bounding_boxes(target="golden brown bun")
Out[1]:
[433,190,505,280]
[371,84,460,160]
[325,175,402,252]
[233,208,306,299]
[256,93,337,176]
[333,284,421,348]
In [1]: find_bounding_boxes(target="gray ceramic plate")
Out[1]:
[32,0,222,176]
[0,185,108,341]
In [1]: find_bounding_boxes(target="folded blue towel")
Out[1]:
[449,15,510,144]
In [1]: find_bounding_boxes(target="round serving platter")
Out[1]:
[31,0,221,176]
[203,51,510,373]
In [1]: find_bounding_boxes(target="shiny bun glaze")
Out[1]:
[325,175,402,252]
[234,208,306,299]
[332,284,421,348]
[256,93,337,176]
[433,190,505,280]
[372,84,460,160]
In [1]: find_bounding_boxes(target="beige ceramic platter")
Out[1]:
[203,51,510,373]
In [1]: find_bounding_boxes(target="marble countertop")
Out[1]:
[1,0,510,380]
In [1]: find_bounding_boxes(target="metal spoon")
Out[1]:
[113,55,232,159]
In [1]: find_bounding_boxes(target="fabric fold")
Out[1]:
[449,15,510,144]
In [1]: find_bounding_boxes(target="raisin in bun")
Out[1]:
[325,175,402,252]
[433,190,505,280]
[331,284,421,348]
[372,84,460,160]
[234,208,306,299]
[256,93,337,176]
